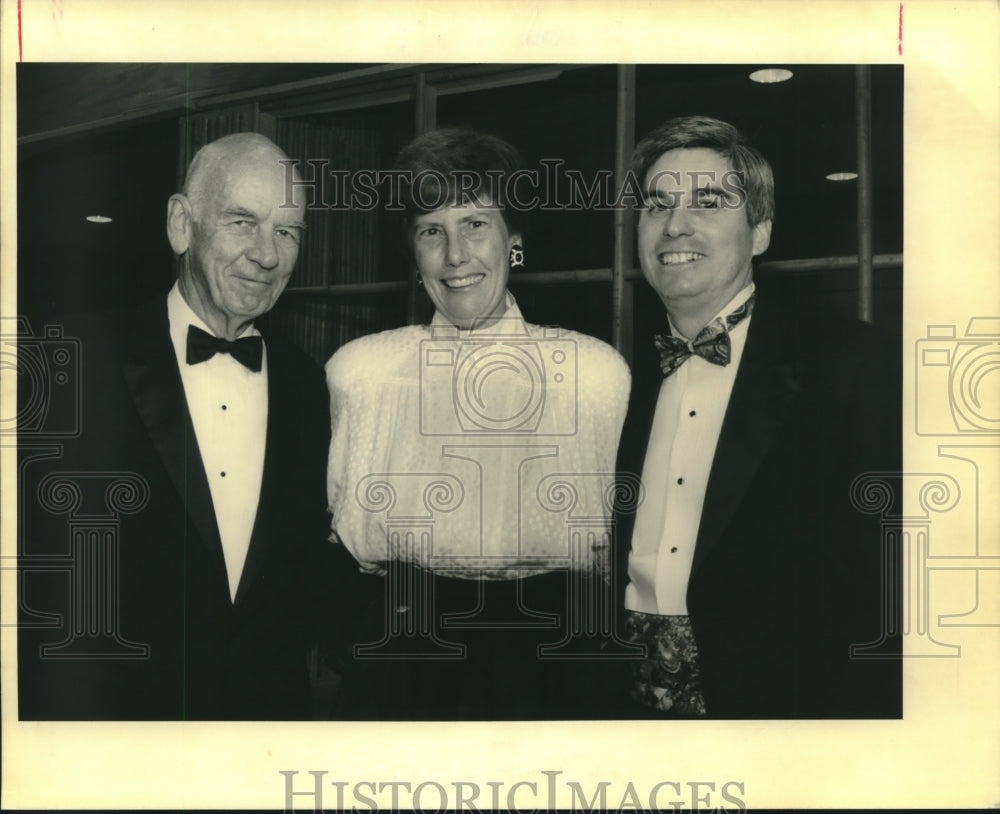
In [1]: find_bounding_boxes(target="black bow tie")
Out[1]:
[186,325,263,372]
[654,294,755,378]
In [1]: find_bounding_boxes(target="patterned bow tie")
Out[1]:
[186,325,264,372]
[654,294,755,378]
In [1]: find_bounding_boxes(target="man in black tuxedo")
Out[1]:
[18,132,347,720]
[615,116,901,719]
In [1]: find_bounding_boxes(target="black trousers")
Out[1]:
[334,564,635,720]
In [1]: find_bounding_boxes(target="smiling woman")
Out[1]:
[323,129,635,720]
[411,199,515,329]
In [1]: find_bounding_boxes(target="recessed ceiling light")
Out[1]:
[749,68,793,84]
[86,215,112,223]
[825,172,859,182]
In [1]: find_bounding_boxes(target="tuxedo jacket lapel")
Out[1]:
[120,298,230,595]
[690,301,805,578]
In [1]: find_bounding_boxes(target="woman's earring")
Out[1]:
[416,276,424,287]
[509,244,525,268]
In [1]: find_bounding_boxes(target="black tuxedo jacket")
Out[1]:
[18,296,351,720]
[615,294,902,718]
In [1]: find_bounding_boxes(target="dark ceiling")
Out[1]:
[17,63,358,138]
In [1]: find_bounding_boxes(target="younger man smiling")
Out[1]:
[615,116,901,718]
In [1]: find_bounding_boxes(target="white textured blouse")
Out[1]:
[326,298,630,579]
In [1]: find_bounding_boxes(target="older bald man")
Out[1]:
[18,133,350,720]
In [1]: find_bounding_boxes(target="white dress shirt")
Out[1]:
[625,283,755,615]
[325,295,630,579]
[167,283,268,601]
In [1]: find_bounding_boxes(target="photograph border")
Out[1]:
[2,1,998,810]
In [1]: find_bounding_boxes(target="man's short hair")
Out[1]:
[631,115,775,227]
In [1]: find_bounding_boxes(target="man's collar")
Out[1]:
[168,281,213,336]
[667,282,756,341]
[168,280,260,339]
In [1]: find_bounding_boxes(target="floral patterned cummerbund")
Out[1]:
[624,609,707,716]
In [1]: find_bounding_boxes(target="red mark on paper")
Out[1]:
[18,0,23,61]
[898,2,904,56]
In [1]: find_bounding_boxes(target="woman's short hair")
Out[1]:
[631,115,775,227]
[395,128,527,239]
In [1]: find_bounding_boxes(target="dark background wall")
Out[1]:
[16,63,902,362]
